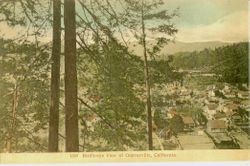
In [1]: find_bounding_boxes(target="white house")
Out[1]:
[204,103,218,119]
[237,91,249,99]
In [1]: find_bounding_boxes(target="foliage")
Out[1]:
[213,43,248,85]
[169,114,184,134]
[75,0,181,151]
[171,42,249,85]
[171,49,216,70]
[0,0,183,152]
[0,38,50,152]
[77,41,147,151]
[149,59,182,84]
[154,109,167,129]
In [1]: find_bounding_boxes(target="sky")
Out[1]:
[165,0,248,42]
[0,0,248,43]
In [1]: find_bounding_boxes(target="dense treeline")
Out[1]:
[171,49,217,70]
[171,42,249,85]
[213,43,248,85]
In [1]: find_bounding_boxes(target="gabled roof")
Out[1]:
[225,103,239,110]
[214,112,227,119]
[182,116,194,124]
[207,120,227,129]
[231,112,241,118]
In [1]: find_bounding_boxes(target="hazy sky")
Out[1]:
[165,0,248,42]
[0,0,248,43]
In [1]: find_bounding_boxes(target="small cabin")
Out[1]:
[231,112,242,124]
[222,103,239,114]
[207,120,227,133]
[214,111,227,121]
[182,116,195,131]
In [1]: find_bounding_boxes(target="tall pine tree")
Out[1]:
[64,0,79,152]
[48,0,61,152]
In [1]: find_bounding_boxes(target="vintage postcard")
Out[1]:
[0,0,249,164]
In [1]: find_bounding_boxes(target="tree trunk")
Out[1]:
[64,0,79,152]
[6,83,18,153]
[141,5,153,150]
[48,0,61,152]
[5,132,11,153]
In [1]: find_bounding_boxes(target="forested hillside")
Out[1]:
[171,42,249,85]
[0,0,183,152]
[0,37,183,152]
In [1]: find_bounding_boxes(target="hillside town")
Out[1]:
[0,0,248,155]
[153,71,250,150]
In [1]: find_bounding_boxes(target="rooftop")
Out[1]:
[182,116,195,124]
[207,103,218,110]
[207,120,227,129]
[214,112,227,119]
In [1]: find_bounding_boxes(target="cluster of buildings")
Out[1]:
[161,80,249,149]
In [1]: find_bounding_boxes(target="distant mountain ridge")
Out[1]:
[128,40,232,56]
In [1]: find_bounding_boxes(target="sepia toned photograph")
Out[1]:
[0,0,249,163]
